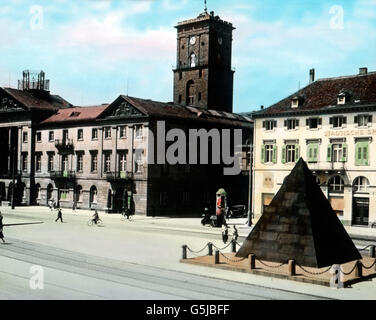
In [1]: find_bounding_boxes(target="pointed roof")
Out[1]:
[236,158,361,268]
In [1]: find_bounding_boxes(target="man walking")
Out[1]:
[0,212,4,243]
[55,208,63,223]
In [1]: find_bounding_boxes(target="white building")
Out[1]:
[252,68,376,227]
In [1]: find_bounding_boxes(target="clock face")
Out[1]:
[190,36,196,45]
[218,37,223,45]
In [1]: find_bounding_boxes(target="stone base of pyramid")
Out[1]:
[180,254,376,288]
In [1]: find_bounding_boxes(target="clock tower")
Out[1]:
[173,11,235,113]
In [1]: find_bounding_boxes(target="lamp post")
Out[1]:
[11,146,16,210]
[247,142,253,227]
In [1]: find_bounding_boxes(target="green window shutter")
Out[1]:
[313,144,319,162]
[272,145,277,164]
[307,145,312,161]
[341,143,348,162]
[327,144,332,162]
[295,144,300,162]
[261,145,265,164]
[364,143,369,166]
[355,143,362,166]
[281,145,286,164]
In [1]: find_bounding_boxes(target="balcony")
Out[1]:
[308,161,346,174]
[106,171,133,182]
[55,139,74,154]
[50,170,76,180]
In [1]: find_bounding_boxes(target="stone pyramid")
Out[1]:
[236,158,361,268]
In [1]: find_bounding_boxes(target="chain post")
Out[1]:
[249,254,256,270]
[215,250,220,264]
[182,245,187,260]
[208,242,213,256]
[355,261,363,278]
[288,260,296,276]
[370,245,376,258]
[231,240,237,253]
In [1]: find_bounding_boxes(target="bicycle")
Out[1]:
[121,212,133,222]
[87,218,102,226]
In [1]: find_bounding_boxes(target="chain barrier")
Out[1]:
[361,260,376,270]
[186,243,209,255]
[236,241,243,247]
[340,262,359,276]
[218,251,247,263]
[211,242,233,251]
[255,257,286,269]
[296,264,332,276]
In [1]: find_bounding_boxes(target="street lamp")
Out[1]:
[11,146,16,210]
[247,142,253,227]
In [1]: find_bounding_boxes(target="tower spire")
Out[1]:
[204,0,207,13]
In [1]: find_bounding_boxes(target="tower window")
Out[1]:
[199,69,202,78]
[190,53,197,68]
[178,95,182,104]
[198,92,202,101]
[186,81,195,105]
[179,72,182,80]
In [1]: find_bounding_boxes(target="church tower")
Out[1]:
[173,11,235,113]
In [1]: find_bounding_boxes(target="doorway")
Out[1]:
[352,197,369,226]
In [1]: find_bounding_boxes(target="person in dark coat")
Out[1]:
[0,212,4,243]
[55,209,63,223]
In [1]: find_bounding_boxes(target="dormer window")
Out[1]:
[337,89,352,105]
[291,95,304,109]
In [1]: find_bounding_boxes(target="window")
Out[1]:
[327,143,347,162]
[104,127,111,139]
[190,53,197,68]
[23,132,28,143]
[307,143,319,163]
[284,119,299,130]
[282,144,300,164]
[135,152,142,173]
[91,152,98,172]
[104,153,111,173]
[306,118,322,129]
[48,154,54,172]
[35,153,42,172]
[76,153,84,173]
[135,125,143,138]
[261,144,277,164]
[328,176,344,192]
[36,132,42,142]
[22,153,28,172]
[353,177,370,193]
[187,81,195,105]
[62,155,68,172]
[119,126,127,138]
[199,69,202,78]
[355,141,369,166]
[92,128,98,140]
[179,72,182,80]
[330,116,347,128]
[49,131,54,142]
[355,115,372,127]
[263,120,277,131]
[118,153,127,172]
[77,129,83,141]
[90,186,97,204]
[60,190,69,201]
[198,92,202,101]
[178,95,182,104]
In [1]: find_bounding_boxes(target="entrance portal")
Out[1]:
[352,197,369,226]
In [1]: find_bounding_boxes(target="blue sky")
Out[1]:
[0,0,375,112]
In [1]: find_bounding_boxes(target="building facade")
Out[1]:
[252,68,376,227]
[0,11,253,216]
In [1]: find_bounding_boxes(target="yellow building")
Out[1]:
[252,68,376,227]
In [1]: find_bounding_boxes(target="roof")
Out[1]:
[120,96,253,127]
[236,158,361,268]
[2,87,72,111]
[42,105,108,124]
[256,71,376,117]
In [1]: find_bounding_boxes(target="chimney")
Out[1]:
[359,67,368,75]
[309,69,315,83]
[261,105,264,110]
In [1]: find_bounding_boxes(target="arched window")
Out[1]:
[190,53,197,68]
[328,176,344,192]
[35,184,41,200]
[353,177,370,193]
[186,80,195,105]
[47,184,54,201]
[90,186,97,204]
[75,185,83,203]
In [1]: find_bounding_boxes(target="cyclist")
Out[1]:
[92,210,100,225]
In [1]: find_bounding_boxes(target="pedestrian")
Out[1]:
[0,212,5,243]
[92,210,99,224]
[55,208,63,223]
[72,201,77,213]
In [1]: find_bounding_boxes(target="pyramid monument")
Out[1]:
[236,158,361,268]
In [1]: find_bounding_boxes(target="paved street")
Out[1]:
[0,206,375,300]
